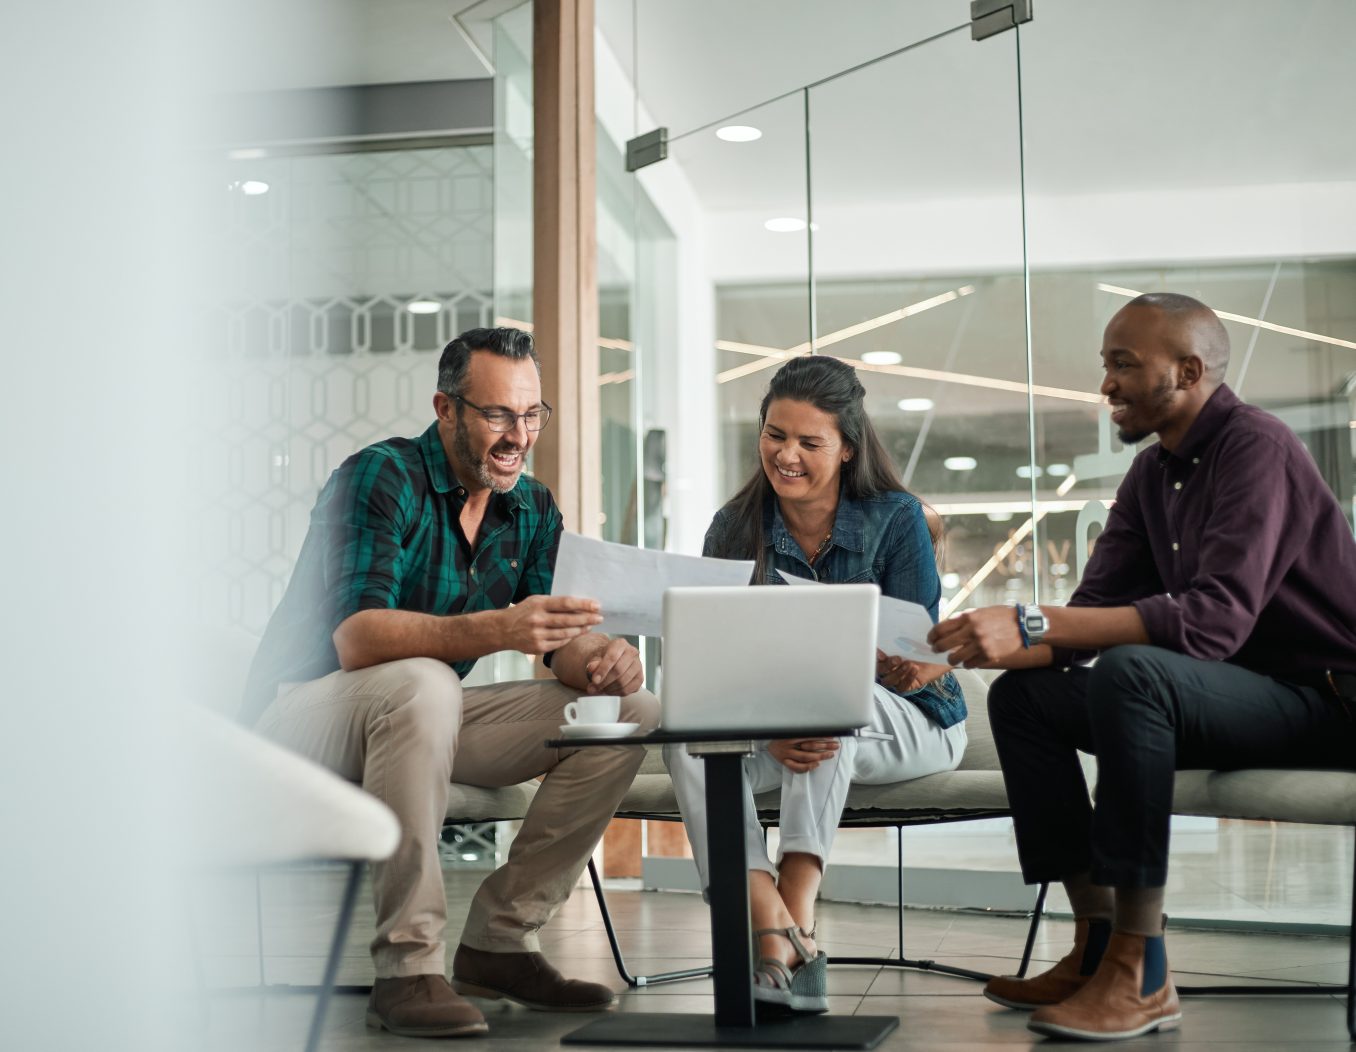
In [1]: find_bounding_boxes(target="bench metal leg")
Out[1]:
[829,828,1048,984]
[1348,828,1355,1039]
[1016,882,1048,978]
[587,858,713,988]
[304,861,365,1052]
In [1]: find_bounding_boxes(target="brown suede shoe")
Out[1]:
[1027,929,1181,1041]
[451,944,618,1012]
[984,916,1111,1010]
[366,975,489,1038]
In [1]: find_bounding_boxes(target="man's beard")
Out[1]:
[454,415,523,494]
[1116,373,1176,445]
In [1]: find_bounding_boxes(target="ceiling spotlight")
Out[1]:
[764,217,807,233]
[1046,463,1071,477]
[1016,464,1044,479]
[407,300,441,314]
[863,351,903,366]
[716,125,762,142]
[986,511,1015,522]
[240,180,270,195]
[897,397,934,412]
[944,456,977,471]
[941,572,961,589]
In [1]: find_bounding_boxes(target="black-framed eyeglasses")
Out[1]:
[455,395,553,432]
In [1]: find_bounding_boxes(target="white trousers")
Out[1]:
[663,685,967,888]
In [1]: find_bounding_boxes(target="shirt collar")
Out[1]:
[764,484,866,554]
[418,422,457,494]
[1158,383,1241,466]
[417,421,529,511]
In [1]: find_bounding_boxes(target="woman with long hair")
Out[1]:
[663,355,968,1013]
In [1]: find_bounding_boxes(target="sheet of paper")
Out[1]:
[551,533,754,637]
[777,569,941,663]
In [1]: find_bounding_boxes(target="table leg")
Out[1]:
[702,752,756,1028]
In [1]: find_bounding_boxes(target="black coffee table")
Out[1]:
[545,728,899,1050]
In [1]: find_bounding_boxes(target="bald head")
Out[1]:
[1122,292,1230,385]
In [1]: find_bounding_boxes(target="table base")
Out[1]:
[561,1012,899,1049]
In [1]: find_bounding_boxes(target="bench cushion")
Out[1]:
[615,768,1012,824]
[446,780,539,823]
[1173,768,1356,827]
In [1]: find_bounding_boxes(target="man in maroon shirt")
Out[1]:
[929,292,1356,1042]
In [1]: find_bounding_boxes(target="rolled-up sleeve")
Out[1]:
[1132,431,1308,661]
[316,449,413,632]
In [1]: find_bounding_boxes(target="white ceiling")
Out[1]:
[224,0,1356,211]
[212,0,495,93]
[604,0,1356,210]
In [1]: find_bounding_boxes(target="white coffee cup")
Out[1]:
[564,695,621,725]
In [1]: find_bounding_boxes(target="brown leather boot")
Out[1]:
[366,975,489,1038]
[984,916,1111,1010]
[451,944,618,1012]
[1027,929,1181,1041]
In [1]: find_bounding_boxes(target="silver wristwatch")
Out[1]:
[1023,603,1050,647]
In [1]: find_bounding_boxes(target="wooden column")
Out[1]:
[532,0,600,537]
[535,0,638,877]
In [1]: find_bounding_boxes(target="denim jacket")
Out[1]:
[703,488,967,730]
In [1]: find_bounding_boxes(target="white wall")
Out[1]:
[1,4,203,1049]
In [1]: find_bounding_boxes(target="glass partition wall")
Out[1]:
[611,0,1356,925]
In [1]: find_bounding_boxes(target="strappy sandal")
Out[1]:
[751,926,828,1014]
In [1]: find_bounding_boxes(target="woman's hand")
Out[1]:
[768,738,840,773]
[876,650,951,694]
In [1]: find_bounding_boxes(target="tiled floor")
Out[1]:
[197,866,1353,1050]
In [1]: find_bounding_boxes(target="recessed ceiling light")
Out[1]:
[944,456,977,471]
[716,125,762,142]
[863,351,902,366]
[1016,464,1044,479]
[407,300,441,314]
[1046,463,1071,477]
[941,572,961,589]
[986,511,1015,522]
[228,148,267,161]
[897,397,934,412]
[765,217,806,233]
[240,180,270,195]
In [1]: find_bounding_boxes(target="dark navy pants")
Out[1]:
[988,645,1356,888]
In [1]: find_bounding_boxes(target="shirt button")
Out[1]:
[1174,481,1183,490]
[1192,458,1200,465]
[470,567,477,576]
[457,487,465,496]
[510,559,518,569]
[1171,542,1180,551]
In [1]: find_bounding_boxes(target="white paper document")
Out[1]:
[777,569,941,663]
[551,533,754,637]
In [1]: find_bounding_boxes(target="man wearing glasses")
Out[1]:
[244,327,659,1038]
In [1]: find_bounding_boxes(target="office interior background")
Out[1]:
[4,1,1354,1049]
[202,0,1356,917]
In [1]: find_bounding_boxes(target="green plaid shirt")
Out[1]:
[242,422,562,725]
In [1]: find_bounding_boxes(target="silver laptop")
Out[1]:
[660,584,879,733]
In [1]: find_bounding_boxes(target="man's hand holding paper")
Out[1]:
[550,533,755,637]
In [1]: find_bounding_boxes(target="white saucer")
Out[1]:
[559,721,640,739]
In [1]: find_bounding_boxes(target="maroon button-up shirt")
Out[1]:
[1060,383,1356,683]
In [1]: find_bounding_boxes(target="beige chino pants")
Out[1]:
[254,656,660,977]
